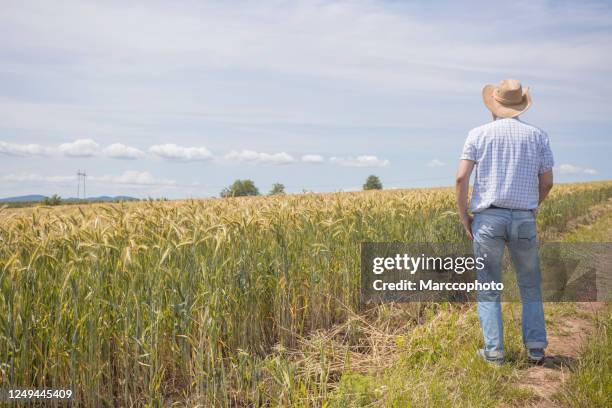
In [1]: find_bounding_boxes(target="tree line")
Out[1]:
[29,176,384,205]
[220,175,383,197]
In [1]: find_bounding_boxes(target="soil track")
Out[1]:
[513,302,605,407]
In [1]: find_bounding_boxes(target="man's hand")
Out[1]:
[538,170,553,204]
[460,214,474,240]
[456,159,475,240]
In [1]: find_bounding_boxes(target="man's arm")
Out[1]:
[456,159,475,240]
[538,170,554,204]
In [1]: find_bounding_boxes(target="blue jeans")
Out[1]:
[472,208,548,356]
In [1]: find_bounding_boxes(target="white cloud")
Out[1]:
[556,164,597,175]
[330,155,389,167]
[91,170,176,186]
[102,143,145,160]
[58,139,100,157]
[301,154,325,163]
[149,144,213,161]
[2,139,149,160]
[427,159,446,167]
[224,149,295,165]
[0,141,52,156]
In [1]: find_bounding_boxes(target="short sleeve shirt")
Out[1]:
[460,118,554,212]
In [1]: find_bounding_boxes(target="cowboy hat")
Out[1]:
[482,78,531,118]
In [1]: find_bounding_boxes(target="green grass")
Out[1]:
[552,307,611,407]
[324,299,610,407]
[326,303,539,407]
[552,208,612,407]
[564,202,612,242]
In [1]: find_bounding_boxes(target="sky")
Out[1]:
[1,0,611,199]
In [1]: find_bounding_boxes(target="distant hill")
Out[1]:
[63,196,139,202]
[0,194,48,202]
[0,195,139,203]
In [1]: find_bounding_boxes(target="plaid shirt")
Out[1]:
[460,118,554,212]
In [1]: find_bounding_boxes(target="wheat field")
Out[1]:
[1,182,611,406]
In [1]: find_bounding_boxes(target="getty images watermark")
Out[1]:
[371,251,503,292]
[361,243,611,303]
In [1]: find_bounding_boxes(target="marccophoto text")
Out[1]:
[372,279,504,292]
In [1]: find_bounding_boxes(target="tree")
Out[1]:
[269,183,285,195]
[43,194,62,206]
[220,179,260,198]
[363,175,383,190]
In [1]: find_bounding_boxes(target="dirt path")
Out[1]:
[511,203,612,407]
[512,302,606,407]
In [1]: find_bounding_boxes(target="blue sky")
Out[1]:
[1,0,611,198]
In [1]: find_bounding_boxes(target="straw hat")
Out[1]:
[482,78,531,118]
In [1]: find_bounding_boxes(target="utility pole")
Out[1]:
[77,170,87,199]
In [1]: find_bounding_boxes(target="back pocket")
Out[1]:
[517,220,537,241]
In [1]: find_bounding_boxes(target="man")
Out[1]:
[455,79,554,365]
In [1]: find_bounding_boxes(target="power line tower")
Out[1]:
[77,170,87,199]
